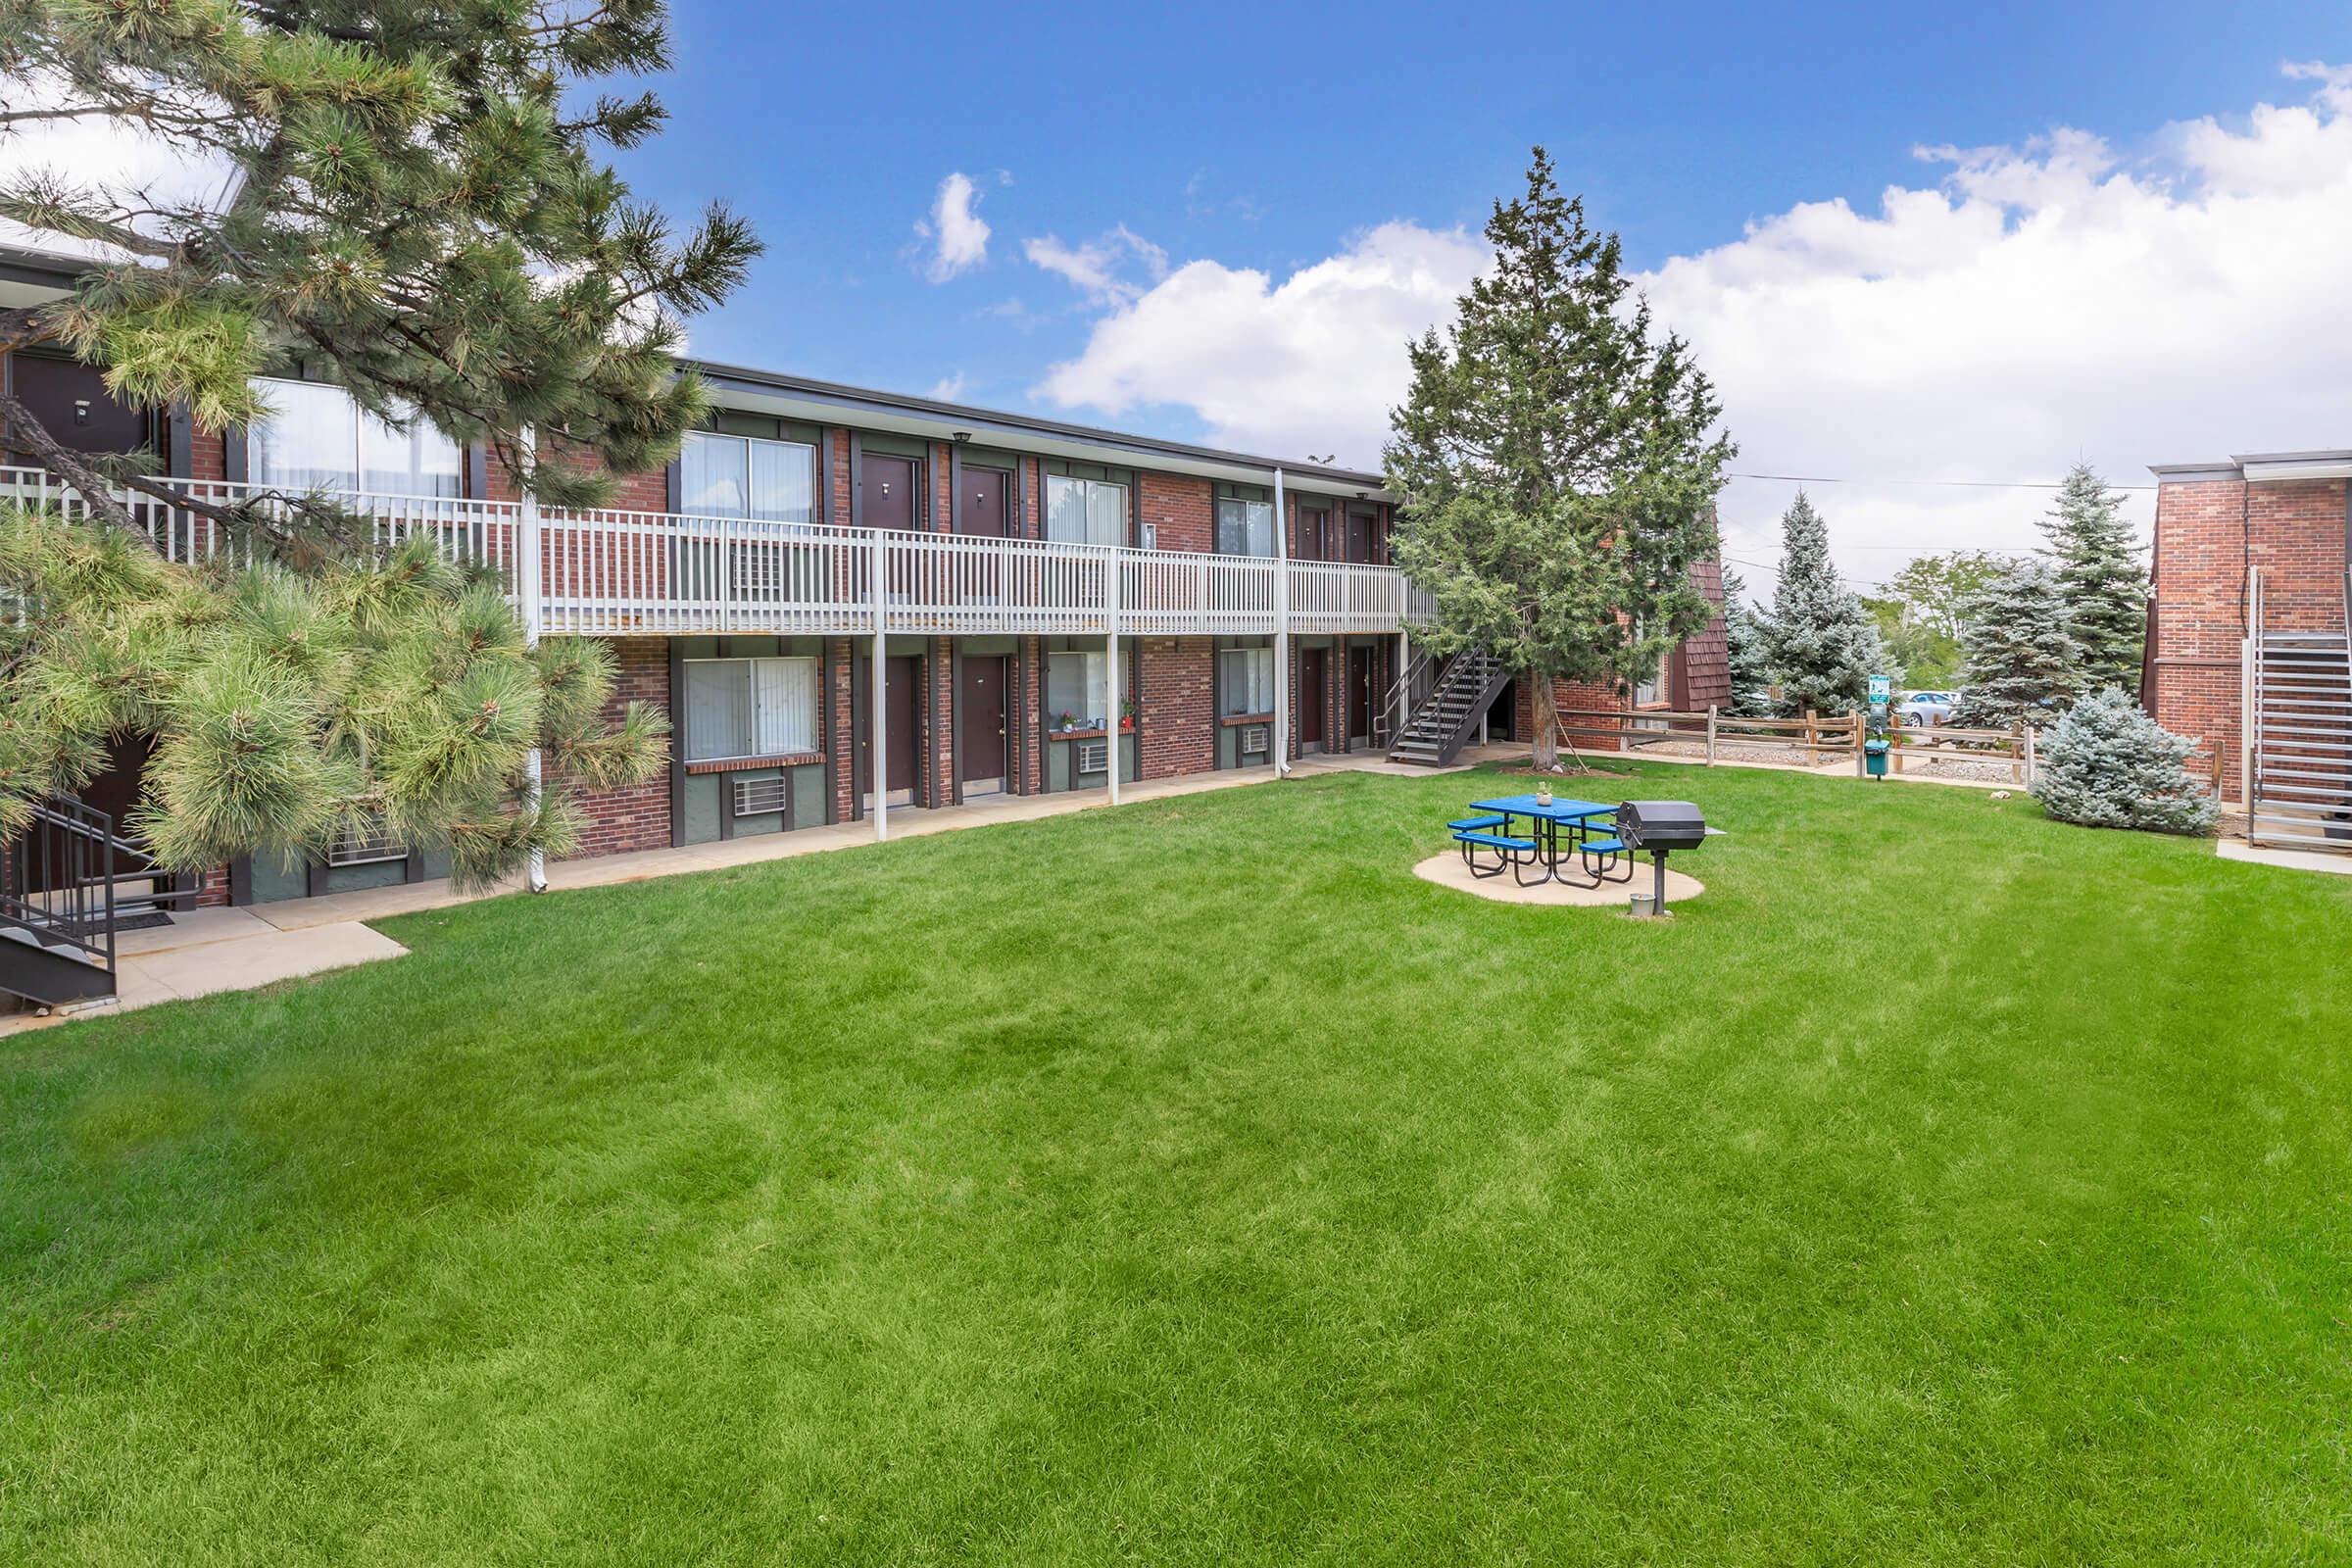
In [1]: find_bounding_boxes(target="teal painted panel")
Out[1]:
[683,774,723,846]
[790,762,825,825]
[248,855,306,904]
[325,858,407,895]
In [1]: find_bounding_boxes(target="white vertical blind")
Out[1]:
[755,657,817,753]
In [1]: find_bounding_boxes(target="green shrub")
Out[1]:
[2035,687,2217,834]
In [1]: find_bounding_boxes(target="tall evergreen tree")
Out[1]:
[2038,464,2145,694]
[1952,560,2082,729]
[1386,148,1734,769]
[1760,493,1884,715]
[0,0,753,879]
[1720,565,1774,715]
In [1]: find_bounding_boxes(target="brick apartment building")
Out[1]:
[2146,451,2352,849]
[1,241,1730,907]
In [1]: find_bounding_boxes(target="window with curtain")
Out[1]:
[249,378,460,496]
[1045,649,1127,730]
[1214,498,1275,558]
[682,656,819,761]
[681,431,816,522]
[1218,645,1275,715]
[1633,649,1670,707]
[1044,474,1127,547]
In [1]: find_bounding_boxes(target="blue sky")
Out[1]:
[628,0,2352,441]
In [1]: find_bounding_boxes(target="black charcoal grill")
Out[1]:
[1613,801,1708,915]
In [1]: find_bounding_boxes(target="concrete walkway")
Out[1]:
[2,751,1462,1034]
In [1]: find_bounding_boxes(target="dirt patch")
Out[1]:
[1498,764,1636,781]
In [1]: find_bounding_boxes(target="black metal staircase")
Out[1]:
[1,797,196,1009]
[1388,650,1510,767]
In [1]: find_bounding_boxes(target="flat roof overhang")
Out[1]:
[2152,450,2352,484]
[692,360,1395,502]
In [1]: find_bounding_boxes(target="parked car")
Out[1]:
[1898,690,1959,727]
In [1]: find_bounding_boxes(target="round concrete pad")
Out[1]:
[1412,850,1704,908]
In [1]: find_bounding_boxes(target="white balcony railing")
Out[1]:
[0,466,1433,639]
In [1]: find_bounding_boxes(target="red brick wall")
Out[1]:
[1017,636,1044,792]
[829,636,855,820]
[564,637,671,858]
[189,428,229,483]
[1142,472,1214,552]
[928,638,954,807]
[1516,674,1625,754]
[2149,474,2348,797]
[1140,638,1214,778]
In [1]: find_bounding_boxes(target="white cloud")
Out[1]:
[928,372,966,401]
[915,172,991,282]
[1033,220,1487,459]
[1023,225,1170,305]
[1640,61,2352,586]
[1033,63,2352,589]
[0,74,234,259]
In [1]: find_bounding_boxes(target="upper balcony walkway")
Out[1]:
[2,466,1432,641]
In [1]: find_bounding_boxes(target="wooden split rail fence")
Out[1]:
[1552,707,2039,784]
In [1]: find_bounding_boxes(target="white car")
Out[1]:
[1898,690,1959,727]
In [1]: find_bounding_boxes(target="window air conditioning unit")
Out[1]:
[1240,724,1269,756]
[327,816,404,867]
[1077,741,1108,775]
[732,774,789,817]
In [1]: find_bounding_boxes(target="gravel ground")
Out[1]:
[1629,738,1836,768]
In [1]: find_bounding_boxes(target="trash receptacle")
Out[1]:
[1865,739,1890,778]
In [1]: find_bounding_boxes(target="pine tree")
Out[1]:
[1760,493,1884,716]
[1386,148,1734,770]
[0,0,751,880]
[1720,566,1774,715]
[2039,465,2146,694]
[0,512,667,875]
[2035,687,2217,834]
[1951,560,2082,729]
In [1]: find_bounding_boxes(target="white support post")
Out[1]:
[871,530,888,842]
[518,427,548,894]
[1105,543,1122,806]
[1271,466,1291,776]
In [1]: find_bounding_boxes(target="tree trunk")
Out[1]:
[1531,674,1558,771]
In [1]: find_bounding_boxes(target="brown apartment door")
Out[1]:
[859,655,922,809]
[959,656,1007,795]
[862,453,920,530]
[1298,505,1331,562]
[1299,648,1327,750]
[957,466,1008,536]
[1348,647,1373,747]
[1346,511,1373,564]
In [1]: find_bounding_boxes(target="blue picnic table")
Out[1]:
[1453,794,1631,887]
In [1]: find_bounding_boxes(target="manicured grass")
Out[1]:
[5,760,2351,1564]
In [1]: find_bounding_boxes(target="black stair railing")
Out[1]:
[1,797,124,982]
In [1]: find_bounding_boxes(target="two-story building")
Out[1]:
[2145,451,2351,852]
[2,240,1730,909]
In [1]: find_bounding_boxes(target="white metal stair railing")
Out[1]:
[2246,566,2352,853]
[0,466,1429,641]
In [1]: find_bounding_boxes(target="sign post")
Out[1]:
[1864,674,1892,779]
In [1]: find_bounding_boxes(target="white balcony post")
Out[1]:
[519,427,548,895]
[1105,545,1122,806]
[871,529,889,842]
[1271,467,1291,776]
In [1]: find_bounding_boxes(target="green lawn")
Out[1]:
[5,761,2350,1565]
